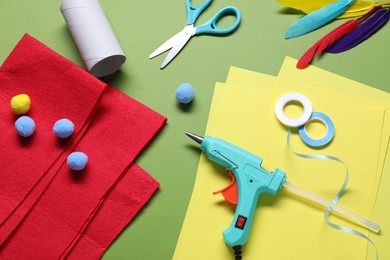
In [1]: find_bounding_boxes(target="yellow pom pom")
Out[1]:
[10,94,31,115]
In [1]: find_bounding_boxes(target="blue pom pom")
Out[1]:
[175,83,194,104]
[67,152,88,171]
[15,116,35,137]
[53,118,74,138]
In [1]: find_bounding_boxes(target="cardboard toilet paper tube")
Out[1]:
[61,0,126,77]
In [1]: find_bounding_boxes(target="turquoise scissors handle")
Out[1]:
[196,7,240,35]
[186,0,212,25]
[186,0,241,35]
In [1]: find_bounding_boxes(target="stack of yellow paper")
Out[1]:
[173,57,390,260]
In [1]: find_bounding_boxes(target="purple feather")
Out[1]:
[326,8,390,53]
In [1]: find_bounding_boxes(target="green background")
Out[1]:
[0,0,389,259]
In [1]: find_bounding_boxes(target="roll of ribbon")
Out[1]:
[298,111,335,147]
[275,92,313,127]
[60,0,126,77]
[286,130,378,260]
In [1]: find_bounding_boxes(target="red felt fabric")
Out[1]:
[66,164,159,259]
[0,34,106,243]
[0,35,166,258]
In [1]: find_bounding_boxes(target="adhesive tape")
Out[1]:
[298,111,335,147]
[275,92,312,127]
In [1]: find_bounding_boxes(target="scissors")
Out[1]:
[149,0,241,69]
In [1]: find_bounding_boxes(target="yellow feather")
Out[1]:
[276,0,336,13]
[277,0,390,18]
[340,1,377,18]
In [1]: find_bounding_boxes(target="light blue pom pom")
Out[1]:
[53,118,74,138]
[15,116,35,137]
[67,152,88,171]
[175,83,194,104]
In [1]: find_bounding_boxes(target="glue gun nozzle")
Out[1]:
[185,132,204,145]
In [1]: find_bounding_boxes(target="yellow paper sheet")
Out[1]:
[227,61,390,206]
[227,69,385,205]
[278,57,390,202]
[226,59,390,259]
[174,79,384,259]
[369,138,390,260]
[276,57,390,260]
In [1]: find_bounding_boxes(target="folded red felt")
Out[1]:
[67,163,159,259]
[0,85,166,259]
[0,34,106,242]
[0,35,166,258]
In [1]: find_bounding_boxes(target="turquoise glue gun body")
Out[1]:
[186,132,286,252]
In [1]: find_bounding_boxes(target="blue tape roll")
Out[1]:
[298,112,334,147]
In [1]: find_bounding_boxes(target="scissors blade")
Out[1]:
[149,29,185,59]
[160,25,195,69]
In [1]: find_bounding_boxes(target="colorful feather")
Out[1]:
[277,0,390,19]
[326,8,390,53]
[296,6,382,69]
[342,1,390,18]
[285,0,357,39]
[296,21,358,68]
[277,0,340,14]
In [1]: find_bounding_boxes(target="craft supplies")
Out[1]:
[15,116,35,137]
[53,118,75,138]
[67,164,160,258]
[185,132,286,258]
[286,128,379,259]
[174,59,387,259]
[0,34,107,248]
[149,0,241,69]
[276,0,386,19]
[326,7,390,53]
[0,35,166,259]
[280,1,390,68]
[186,132,379,259]
[298,111,335,147]
[283,101,377,258]
[60,0,126,77]
[176,83,194,104]
[285,0,356,39]
[274,92,313,127]
[67,152,88,171]
[296,6,388,69]
[275,92,334,147]
[10,94,30,115]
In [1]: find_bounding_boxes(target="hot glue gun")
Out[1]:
[186,132,286,258]
[185,132,380,259]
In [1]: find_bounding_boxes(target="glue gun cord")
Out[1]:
[233,245,242,260]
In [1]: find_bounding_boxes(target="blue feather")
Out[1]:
[285,0,356,39]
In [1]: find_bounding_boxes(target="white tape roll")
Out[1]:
[275,92,312,127]
[60,0,126,77]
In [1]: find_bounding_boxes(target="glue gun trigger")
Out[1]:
[213,171,238,205]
